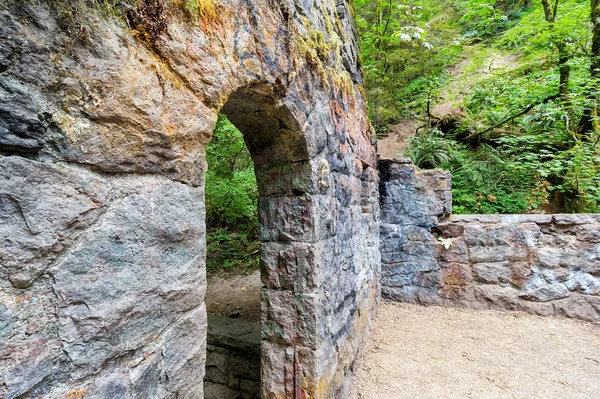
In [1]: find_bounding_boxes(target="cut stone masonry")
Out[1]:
[204,315,261,399]
[379,158,600,323]
[1,1,599,397]
[0,1,379,397]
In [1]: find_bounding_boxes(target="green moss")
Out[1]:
[183,0,219,23]
[324,10,334,35]
[311,30,328,60]
[183,0,199,19]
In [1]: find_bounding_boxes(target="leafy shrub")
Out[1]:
[355,0,463,131]
[205,115,261,274]
[406,129,548,214]
[205,114,258,234]
[206,228,260,274]
[456,0,525,39]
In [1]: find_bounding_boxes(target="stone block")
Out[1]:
[260,341,296,398]
[436,240,468,263]
[438,263,472,299]
[381,271,415,288]
[434,223,465,238]
[261,290,318,349]
[472,261,532,288]
[258,195,316,243]
[207,315,261,355]
[520,275,569,302]
[565,271,600,295]
[255,161,314,196]
[240,379,260,394]
[469,245,529,263]
[501,214,553,225]
[473,262,510,284]
[0,157,109,288]
[552,296,600,322]
[554,214,600,225]
[261,242,322,292]
[537,247,585,269]
[204,381,241,399]
[450,214,502,224]
[464,224,527,247]
[576,224,600,243]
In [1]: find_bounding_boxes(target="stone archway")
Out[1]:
[0,1,380,397]
[218,83,318,397]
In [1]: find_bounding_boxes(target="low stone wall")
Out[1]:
[204,315,261,399]
[379,158,600,323]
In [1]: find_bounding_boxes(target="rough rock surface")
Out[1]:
[204,315,261,399]
[379,158,600,323]
[0,1,380,398]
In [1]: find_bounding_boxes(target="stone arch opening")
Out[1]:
[203,83,312,398]
[221,84,310,197]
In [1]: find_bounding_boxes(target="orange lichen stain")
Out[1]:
[130,26,153,46]
[149,61,186,91]
[440,264,468,299]
[510,262,532,288]
[195,0,219,18]
[330,100,344,123]
[65,388,87,399]
[179,0,224,32]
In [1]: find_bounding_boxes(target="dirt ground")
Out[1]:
[353,302,600,399]
[377,120,421,159]
[205,270,262,322]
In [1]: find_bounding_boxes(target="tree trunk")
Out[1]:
[578,0,600,135]
[541,0,556,22]
[541,0,573,121]
[558,42,571,111]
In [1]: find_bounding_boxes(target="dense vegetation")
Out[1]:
[205,115,259,274]
[356,0,600,213]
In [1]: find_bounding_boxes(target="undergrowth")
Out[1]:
[358,0,600,214]
[206,228,260,275]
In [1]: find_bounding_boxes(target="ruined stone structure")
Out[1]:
[2,1,599,398]
[0,1,380,397]
[379,158,600,323]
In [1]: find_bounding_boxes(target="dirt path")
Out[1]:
[377,50,521,159]
[206,270,262,322]
[377,120,421,159]
[353,302,600,399]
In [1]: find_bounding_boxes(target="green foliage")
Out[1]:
[456,0,526,39]
[355,0,463,129]
[206,228,260,274]
[362,0,600,214]
[406,129,550,213]
[205,168,259,232]
[543,142,600,212]
[205,114,258,234]
[205,115,261,274]
[498,0,589,52]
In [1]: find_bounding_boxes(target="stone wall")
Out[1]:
[205,316,260,399]
[379,158,600,323]
[0,1,380,397]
